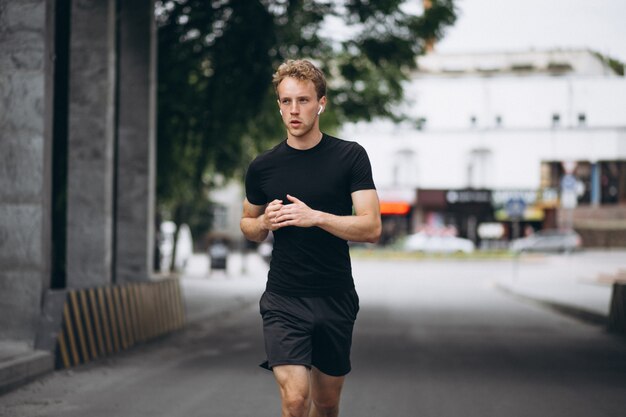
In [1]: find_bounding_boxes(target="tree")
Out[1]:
[155,0,457,263]
[592,52,625,77]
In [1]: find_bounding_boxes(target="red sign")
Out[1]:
[380,201,411,215]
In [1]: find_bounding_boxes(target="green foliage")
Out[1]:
[609,59,625,77]
[156,0,457,226]
[591,51,625,77]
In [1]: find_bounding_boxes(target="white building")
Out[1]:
[208,177,245,244]
[340,49,626,245]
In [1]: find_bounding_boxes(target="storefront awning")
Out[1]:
[380,201,412,215]
[377,188,416,216]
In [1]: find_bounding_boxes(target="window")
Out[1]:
[551,113,561,128]
[511,63,534,72]
[547,62,573,74]
[495,115,502,127]
[600,161,625,204]
[467,148,492,189]
[578,113,587,126]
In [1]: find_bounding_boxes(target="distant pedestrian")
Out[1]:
[240,59,381,417]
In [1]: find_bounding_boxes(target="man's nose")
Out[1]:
[289,103,300,114]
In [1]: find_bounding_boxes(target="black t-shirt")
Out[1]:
[245,133,376,297]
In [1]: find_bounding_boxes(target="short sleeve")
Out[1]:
[244,160,267,206]
[349,144,376,193]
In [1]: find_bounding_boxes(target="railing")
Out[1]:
[55,278,185,368]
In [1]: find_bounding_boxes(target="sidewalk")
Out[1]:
[179,252,268,324]
[0,252,267,395]
[495,250,626,326]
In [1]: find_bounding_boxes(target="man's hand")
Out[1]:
[272,194,320,228]
[263,199,285,231]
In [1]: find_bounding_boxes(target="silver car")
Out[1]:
[403,232,475,254]
[510,229,582,253]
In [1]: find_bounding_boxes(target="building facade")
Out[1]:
[341,50,626,246]
[0,0,157,385]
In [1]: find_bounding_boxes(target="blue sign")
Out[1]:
[561,174,577,191]
[505,197,526,219]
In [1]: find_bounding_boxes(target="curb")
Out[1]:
[0,350,54,395]
[494,282,608,327]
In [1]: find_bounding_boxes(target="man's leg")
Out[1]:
[309,367,345,417]
[273,365,311,417]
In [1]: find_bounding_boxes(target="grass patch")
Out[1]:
[349,247,519,261]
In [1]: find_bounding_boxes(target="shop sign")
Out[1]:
[492,189,546,221]
[492,190,537,206]
[445,190,491,205]
[540,188,559,208]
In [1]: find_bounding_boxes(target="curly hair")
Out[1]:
[272,59,327,100]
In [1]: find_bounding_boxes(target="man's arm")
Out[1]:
[240,198,284,242]
[272,189,382,243]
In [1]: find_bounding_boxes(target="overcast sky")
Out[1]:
[433,0,626,62]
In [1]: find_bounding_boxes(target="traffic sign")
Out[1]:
[561,174,577,191]
[505,197,526,219]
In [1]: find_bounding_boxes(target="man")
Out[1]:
[240,59,381,417]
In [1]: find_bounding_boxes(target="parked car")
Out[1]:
[402,232,475,254]
[509,229,582,253]
[208,240,229,270]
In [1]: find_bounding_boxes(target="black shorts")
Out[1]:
[259,289,360,377]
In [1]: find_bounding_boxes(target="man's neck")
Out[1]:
[286,130,324,150]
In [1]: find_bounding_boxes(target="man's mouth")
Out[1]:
[290,120,302,127]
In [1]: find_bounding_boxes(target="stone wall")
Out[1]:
[0,0,50,342]
[0,0,157,346]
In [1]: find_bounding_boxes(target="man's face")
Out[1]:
[276,77,326,139]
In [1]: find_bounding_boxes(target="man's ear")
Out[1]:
[319,96,327,107]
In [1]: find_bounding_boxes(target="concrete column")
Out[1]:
[115,0,157,282]
[65,0,117,288]
[0,0,51,342]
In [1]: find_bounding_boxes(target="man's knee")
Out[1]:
[283,391,310,417]
[274,365,311,416]
[312,399,339,417]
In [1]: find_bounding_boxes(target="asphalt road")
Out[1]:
[1,254,626,417]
